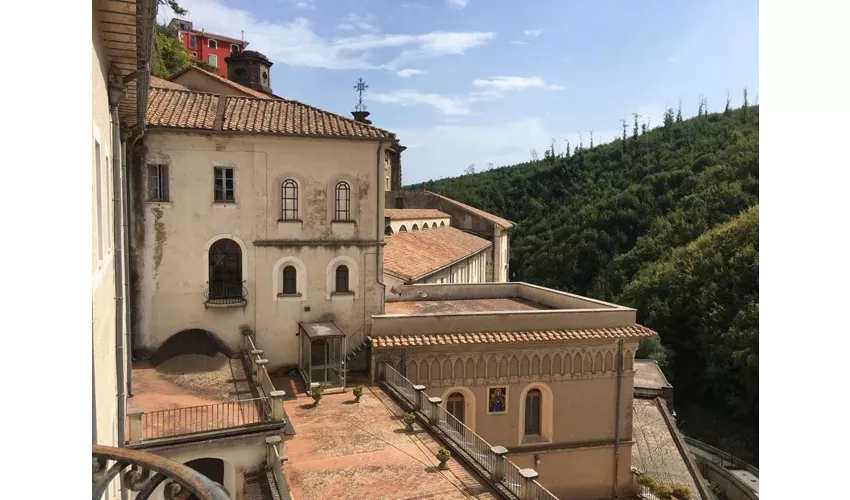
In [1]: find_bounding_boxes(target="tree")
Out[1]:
[724,90,732,115]
[676,99,683,122]
[161,0,187,16]
[549,138,557,160]
[565,139,571,157]
[589,131,594,149]
[464,164,476,175]
[631,112,641,139]
[486,162,494,171]
[530,149,539,162]
[578,132,584,151]
[152,29,191,78]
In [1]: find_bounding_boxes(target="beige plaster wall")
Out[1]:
[493,228,509,282]
[171,69,253,97]
[136,132,388,368]
[92,10,122,500]
[388,216,450,234]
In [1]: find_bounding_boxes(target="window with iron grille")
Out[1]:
[334,181,351,220]
[147,164,169,201]
[282,266,297,295]
[335,265,349,293]
[214,167,235,202]
[208,239,242,300]
[524,389,542,436]
[281,179,298,220]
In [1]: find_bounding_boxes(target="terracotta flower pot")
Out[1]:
[437,453,450,470]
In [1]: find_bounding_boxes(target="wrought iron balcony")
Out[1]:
[204,282,248,307]
[93,444,229,499]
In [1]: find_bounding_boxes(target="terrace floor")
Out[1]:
[384,297,550,315]
[281,374,498,500]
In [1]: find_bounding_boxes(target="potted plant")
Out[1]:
[311,384,325,406]
[353,386,363,403]
[654,485,673,500]
[671,485,692,500]
[403,411,416,432]
[436,447,451,470]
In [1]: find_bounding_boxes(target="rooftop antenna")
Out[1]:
[353,77,369,112]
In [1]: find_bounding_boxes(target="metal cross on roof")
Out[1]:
[353,77,369,112]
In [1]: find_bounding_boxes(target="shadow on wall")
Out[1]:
[149,329,235,368]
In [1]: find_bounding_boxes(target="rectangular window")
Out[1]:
[208,39,217,49]
[214,167,235,202]
[190,35,196,48]
[208,54,217,68]
[147,164,169,201]
[231,44,239,54]
[95,141,103,260]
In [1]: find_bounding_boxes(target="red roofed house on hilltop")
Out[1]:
[168,18,247,77]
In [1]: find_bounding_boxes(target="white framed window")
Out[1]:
[190,35,196,48]
[231,43,239,53]
[208,39,217,49]
[208,54,217,68]
[214,167,234,202]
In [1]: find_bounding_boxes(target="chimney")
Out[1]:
[352,110,372,124]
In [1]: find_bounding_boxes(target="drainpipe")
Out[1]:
[108,84,127,446]
[612,338,624,497]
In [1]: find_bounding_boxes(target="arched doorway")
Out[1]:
[184,458,225,500]
[447,392,465,423]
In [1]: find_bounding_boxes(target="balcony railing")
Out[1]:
[137,398,268,440]
[204,282,248,306]
[378,362,558,500]
[93,444,230,500]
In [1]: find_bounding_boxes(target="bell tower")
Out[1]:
[225,50,273,95]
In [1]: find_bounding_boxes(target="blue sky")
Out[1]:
[161,0,759,183]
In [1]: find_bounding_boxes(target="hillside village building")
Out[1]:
[93,3,710,499]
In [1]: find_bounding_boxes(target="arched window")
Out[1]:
[281,179,298,220]
[208,239,242,300]
[335,265,350,293]
[447,392,465,423]
[524,389,542,437]
[440,221,446,227]
[282,265,297,295]
[411,224,419,231]
[334,181,351,220]
[398,225,407,233]
[385,225,394,236]
[422,223,429,230]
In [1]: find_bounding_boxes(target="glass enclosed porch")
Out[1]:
[299,322,347,394]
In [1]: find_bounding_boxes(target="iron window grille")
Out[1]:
[147,164,169,201]
[214,167,235,202]
[524,389,542,436]
[208,239,243,301]
[335,265,349,293]
[281,179,298,220]
[334,181,351,220]
[282,266,297,295]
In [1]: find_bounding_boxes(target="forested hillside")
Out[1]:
[410,105,759,462]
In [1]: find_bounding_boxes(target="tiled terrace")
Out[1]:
[384,297,550,315]
[281,375,498,500]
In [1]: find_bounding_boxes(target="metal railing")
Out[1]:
[94,444,230,500]
[270,444,291,500]
[140,398,267,440]
[205,283,248,305]
[380,362,558,500]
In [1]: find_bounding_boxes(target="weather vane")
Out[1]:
[353,78,369,112]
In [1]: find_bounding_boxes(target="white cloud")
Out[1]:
[292,0,317,10]
[366,91,471,116]
[473,76,561,93]
[509,40,530,46]
[447,0,469,8]
[396,68,426,77]
[163,0,493,71]
[523,29,543,37]
[336,13,379,34]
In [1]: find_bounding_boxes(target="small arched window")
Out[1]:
[440,221,446,227]
[281,179,298,220]
[282,265,297,295]
[385,225,394,236]
[335,265,350,293]
[398,225,407,233]
[447,392,465,423]
[208,239,242,301]
[524,389,542,437]
[411,224,419,231]
[334,181,351,220]
[422,223,429,230]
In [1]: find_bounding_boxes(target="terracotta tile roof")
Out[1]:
[384,226,491,281]
[146,88,219,130]
[385,209,450,220]
[222,96,395,139]
[170,66,273,100]
[150,76,189,91]
[370,324,656,348]
[426,190,516,229]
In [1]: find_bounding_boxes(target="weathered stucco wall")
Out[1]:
[133,132,387,369]
[92,10,122,500]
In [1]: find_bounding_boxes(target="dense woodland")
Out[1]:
[409,104,759,463]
